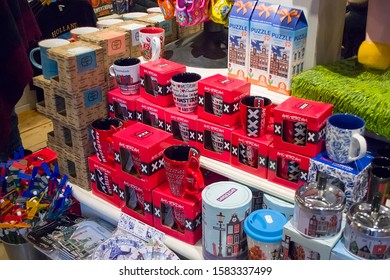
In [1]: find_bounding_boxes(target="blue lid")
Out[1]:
[244,209,287,243]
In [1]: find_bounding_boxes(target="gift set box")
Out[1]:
[165,107,198,146]
[267,144,310,190]
[152,182,202,245]
[136,97,167,131]
[113,122,173,188]
[88,155,120,208]
[140,58,186,107]
[248,2,279,87]
[267,6,307,95]
[330,239,360,260]
[273,97,333,158]
[231,129,273,179]
[120,173,157,226]
[197,74,251,127]
[280,219,344,260]
[24,147,58,173]
[307,151,373,209]
[108,88,139,126]
[227,0,257,81]
[197,119,237,164]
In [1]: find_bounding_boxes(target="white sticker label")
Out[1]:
[265,215,273,224]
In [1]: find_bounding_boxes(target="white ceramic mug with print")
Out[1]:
[139,27,165,61]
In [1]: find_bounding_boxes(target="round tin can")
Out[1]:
[202,181,252,260]
[244,209,287,260]
[294,174,346,238]
[263,194,294,221]
[343,194,390,260]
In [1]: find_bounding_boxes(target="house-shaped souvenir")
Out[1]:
[227,0,257,81]
[268,6,307,95]
[248,2,279,87]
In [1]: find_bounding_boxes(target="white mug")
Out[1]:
[139,27,165,61]
[109,57,141,95]
[97,19,124,29]
[70,27,99,41]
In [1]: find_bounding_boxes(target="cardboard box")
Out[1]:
[108,88,139,126]
[262,193,294,221]
[164,106,198,147]
[227,0,257,81]
[280,220,344,260]
[113,122,173,188]
[136,97,168,131]
[248,2,279,87]
[197,74,250,127]
[267,6,307,95]
[107,20,149,58]
[47,41,106,93]
[267,144,310,190]
[88,155,120,208]
[273,97,333,157]
[32,75,56,116]
[330,239,360,260]
[120,173,157,226]
[307,151,373,210]
[197,119,237,164]
[140,59,186,107]
[152,182,202,245]
[231,129,273,179]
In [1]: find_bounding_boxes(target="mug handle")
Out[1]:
[184,157,205,196]
[349,133,367,162]
[29,47,42,69]
[109,65,116,77]
[151,36,161,61]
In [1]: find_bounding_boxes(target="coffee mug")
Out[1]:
[139,27,165,61]
[240,96,272,138]
[70,27,99,41]
[29,38,70,79]
[325,113,367,164]
[211,132,224,154]
[109,57,141,95]
[91,118,123,164]
[96,19,124,29]
[211,94,223,117]
[178,122,190,142]
[171,72,202,114]
[163,145,204,197]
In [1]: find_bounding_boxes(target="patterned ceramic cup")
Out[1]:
[211,94,223,117]
[139,27,165,61]
[240,96,272,138]
[325,113,367,164]
[171,72,202,114]
[211,132,224,154]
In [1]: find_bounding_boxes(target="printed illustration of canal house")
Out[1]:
[269,46,289,78]
[348,240,390,260]
[307,215,338,238]
[250,40,269,71]
[229,35,246,66]
[280,235,320,260]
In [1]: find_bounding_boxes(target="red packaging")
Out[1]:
[267,144,310,190]
[152,182,202,245]
[24,147,57,173]
[273,97,333,157]
[140,58,186,107]
[88,155,121,208]
[165,106,198,147]
[231,128,274,179]
[197,119,238,164]
[108,88,139,126]
[136,97,169,131]
[113,122,173,188]
[197,74,250,127]
[120,173,157,226]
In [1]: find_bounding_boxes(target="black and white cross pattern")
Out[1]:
[246,108,261,137]
[189,130,196,141]
[287,161,300,183]
[222,101,240,115]
[165,122,172,132]
[231,145,238,157]
[109,103,114,113]
[198,95,204,106]
[258,155,267,168]
[185,214,202,232]
[114,151,121,164]
[223,140,230,152]
[141,156,164,176]
[274,123,282,136]
[293,122,307,146]
[136,111,142,121]
[197,131,204,143]
[144,201,152,214]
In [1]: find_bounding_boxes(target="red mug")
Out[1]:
[240,96,272,138]
[163,145,205,197]
[91,118,123,164]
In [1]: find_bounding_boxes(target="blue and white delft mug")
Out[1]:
[325,113,367,164]
[29,38,70,79]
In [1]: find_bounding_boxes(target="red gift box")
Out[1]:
[24,147,57,172]
[197,119,237,164]
[88,155,121,208]
[140,58,186,107]
[267,144,310,190]
[113,122,173,188]
[136,97,169,131]
[120,172,157,226]
[108,88,139,126]
[197,74,250,127]
[152,182,202,245]
[164,106,198,147]
[231,128,274,179]
[273,97,333,157]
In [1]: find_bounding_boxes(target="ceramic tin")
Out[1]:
[343,194,390,260]
[294,174,346,238]
[244,209,287,260]
[263,193,294,221]
[202,181,252,260]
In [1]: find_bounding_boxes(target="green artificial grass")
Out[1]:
[291,58,390,140]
